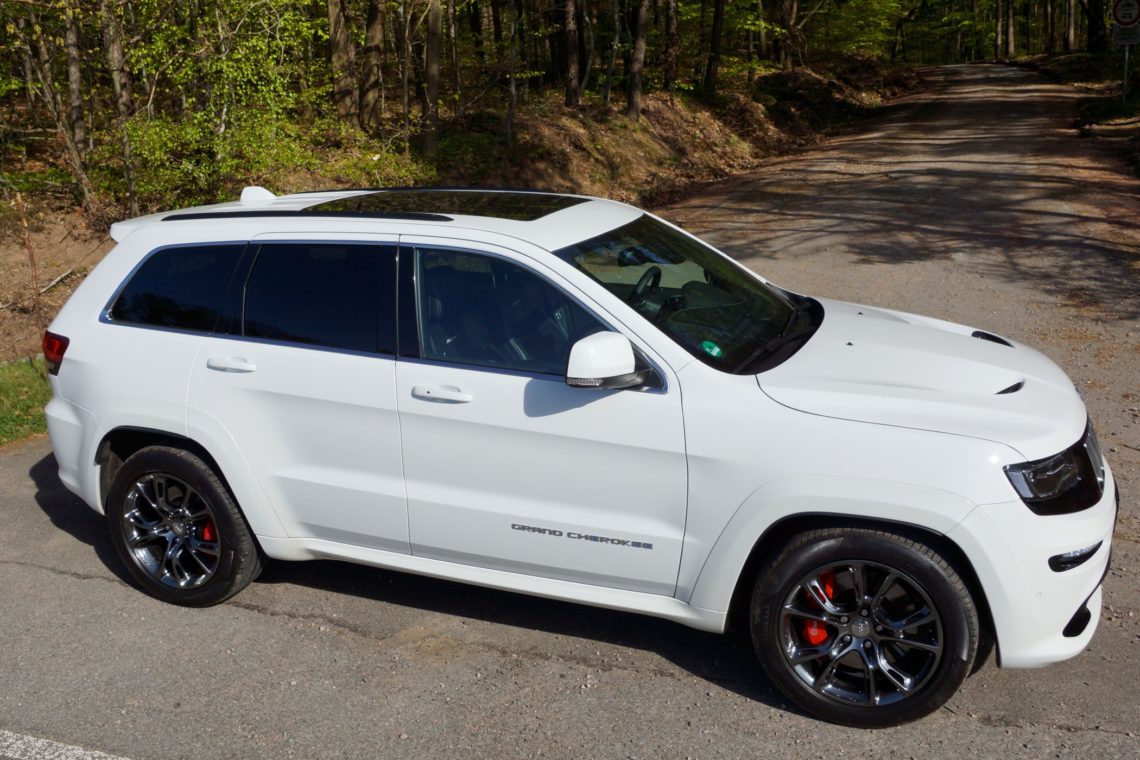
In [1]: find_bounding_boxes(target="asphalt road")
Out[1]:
[2,65,1138,758]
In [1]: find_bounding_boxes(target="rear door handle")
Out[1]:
[411,384,473,403]
[206,356,257,373]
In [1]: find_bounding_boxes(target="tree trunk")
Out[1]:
[99,0,137,215]
[506,5,518,146]
[626,0,649,120]
[565,0,581,106]
[581,7,595,91]
[327,0,359,121]
[448,0,461,112]
[397,0,411,153]
[758,0,769,58]
[1081,0,1107,53]
[468,0,486,66]
[995,0,1004,57]
[1006,0,1015,56]
[664,0,678,98]
[1064,0,1075,52]
[424,0,442,155]
[65,2,85,156]
[703,0,725,97]
[602,0,618,106]
[361,0,385,131]
[16,15,96,211]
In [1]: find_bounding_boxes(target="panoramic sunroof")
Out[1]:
[303,190,587,222]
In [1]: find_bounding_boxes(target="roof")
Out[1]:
[108,187,643,252]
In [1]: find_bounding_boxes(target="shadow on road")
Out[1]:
[670,65,1140,320]
[27,451,793,712]
[28,453,136,586]
[253,557,792,710]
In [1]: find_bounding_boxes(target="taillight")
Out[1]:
[43,331,70,375]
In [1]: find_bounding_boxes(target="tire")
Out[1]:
[750,527,978,727]
[106,446,263,607]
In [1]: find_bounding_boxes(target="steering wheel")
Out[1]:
[629,265,662,305]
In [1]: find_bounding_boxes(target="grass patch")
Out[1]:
[0,356,51,446]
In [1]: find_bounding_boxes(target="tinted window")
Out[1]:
[243,243,396,354]
[110,244,245,332]
[417,248,605,375]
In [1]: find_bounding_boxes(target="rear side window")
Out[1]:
[109,244,245,332]
[243,243,396,354]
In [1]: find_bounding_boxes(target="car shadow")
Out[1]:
[28,453,136,586]
[253,558,793,710]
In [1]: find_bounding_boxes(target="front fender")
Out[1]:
[682,476,979,615]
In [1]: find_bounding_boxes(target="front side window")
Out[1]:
[110,244,245,332]
[554,214,819,373]
[243,243,396,353]
[416,248,605,375]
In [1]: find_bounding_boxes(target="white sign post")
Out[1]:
[1115,0,1140,102]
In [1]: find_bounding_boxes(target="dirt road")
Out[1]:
[1,65,1137,758]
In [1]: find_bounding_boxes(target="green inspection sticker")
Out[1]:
[701,340,723,358]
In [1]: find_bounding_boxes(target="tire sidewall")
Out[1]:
[751,531,976,727]
[106,448,243,607]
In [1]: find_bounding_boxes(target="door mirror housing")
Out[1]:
[566,332,649,390]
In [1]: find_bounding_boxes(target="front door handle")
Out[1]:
[206,356,257,373]
[411,384,473,403]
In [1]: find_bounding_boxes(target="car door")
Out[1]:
[395,240,687,596]
[187,235,409,552]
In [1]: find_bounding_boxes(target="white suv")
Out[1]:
[43,188,1117,726]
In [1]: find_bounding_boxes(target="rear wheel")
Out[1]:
[106,446,262,606]
[750,527,978,727]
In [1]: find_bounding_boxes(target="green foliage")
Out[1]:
[808,0,904,56]
[0,357,51,447]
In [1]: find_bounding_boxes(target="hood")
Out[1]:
[757,298,1087,460]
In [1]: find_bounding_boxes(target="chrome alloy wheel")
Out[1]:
[779,561,943,707]
[120,473,220,589]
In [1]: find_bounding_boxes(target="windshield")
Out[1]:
[554,214,819,374]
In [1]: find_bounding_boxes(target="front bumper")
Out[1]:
[948,465,1118,669]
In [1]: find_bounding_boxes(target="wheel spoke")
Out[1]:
[783,601,831,624]
[871,571,898,606]
[883,606,936,632]
[127,525,167,548]
[890,634,942,654]
[876,649,916,694]
[811,639,855,692]
[858,645,880,704]
[789,643,833,665]
[806,577,842,615]
[849,562,868,604]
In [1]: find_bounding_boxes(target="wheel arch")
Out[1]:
[719,513,995,665]
[95,426,286,539]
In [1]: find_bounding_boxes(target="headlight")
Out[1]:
[1005,450,1083,501]
[1004,422,1105,515]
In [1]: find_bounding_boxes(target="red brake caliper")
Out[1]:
[201,520,217,542]
[803,571,836,646]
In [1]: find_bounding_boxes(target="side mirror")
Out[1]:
[566,332,649,390]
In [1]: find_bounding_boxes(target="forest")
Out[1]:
[0,0,1126,217]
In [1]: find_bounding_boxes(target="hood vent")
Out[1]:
[972,330,1013,347]
[997,380,1024,395]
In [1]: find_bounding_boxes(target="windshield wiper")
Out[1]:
[733,300,814,374]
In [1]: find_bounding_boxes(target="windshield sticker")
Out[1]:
[701,340,723,358]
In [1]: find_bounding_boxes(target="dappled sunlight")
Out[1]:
[666,66,1140,321]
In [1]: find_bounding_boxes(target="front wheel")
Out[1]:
[750,527,978,727]
[106,446,263,607]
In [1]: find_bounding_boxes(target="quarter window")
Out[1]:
[416,248,605,375]
[110,244,245,332]
[243,243,396,354]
